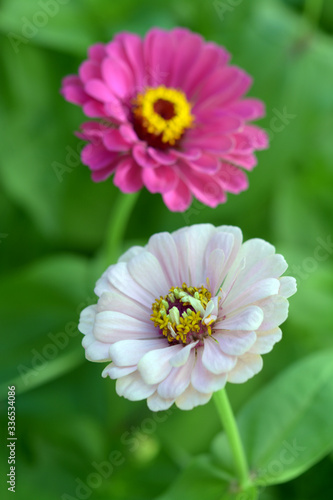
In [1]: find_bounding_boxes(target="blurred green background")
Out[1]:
[1,0,333,498]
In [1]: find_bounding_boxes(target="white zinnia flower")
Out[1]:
[79,224,296,411]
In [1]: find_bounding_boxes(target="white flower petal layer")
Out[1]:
[79,223,296,411]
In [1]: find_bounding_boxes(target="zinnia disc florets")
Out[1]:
[151,283,216,345]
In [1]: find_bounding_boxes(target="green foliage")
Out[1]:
[1,0,333,499]
[212,350,333,486]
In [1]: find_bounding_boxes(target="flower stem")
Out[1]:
[213,388,250,489]
[97,191,140,271]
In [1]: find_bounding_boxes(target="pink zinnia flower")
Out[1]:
[79,224,296,411]
[61,28,268,211]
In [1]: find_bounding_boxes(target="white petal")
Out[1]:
[175,384,212,410]
[249,328,282,354]
[102,363,136,378]
[205,248,225,295]
[97,291,150,321]
[109,338,167,366]
[279,277,297,298]
[227,353,263,383]
[116,371,157,400]
[216,305,264,331]
[213,331,257,356]
[94,311,156,342]
[172,224,216,285]
[157,350,195,399]
[79,305,97,336]
[85,340,111,362]
[96,262,154,305]
[191,349,227,394]
[147,232,181,286]
[170,341,198,367]
[147,392,174,411]
[223,278,280,314]
[256,295,289,330]
[138,344,183,384]
[128,251,170,297]
[118,245,145,263]
[202,337,236,374]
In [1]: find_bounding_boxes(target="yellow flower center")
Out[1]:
[151,282,215,345]
[132,86,194,147]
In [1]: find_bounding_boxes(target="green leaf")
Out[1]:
[212,350,333,486]
[154,454,258,500]
[0,254,92,396]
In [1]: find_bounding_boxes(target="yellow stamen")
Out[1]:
[151,283,213,344]
[133,85,194,146]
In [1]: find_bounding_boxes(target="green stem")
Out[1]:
[103,191,140,267]
[213,388,250,489]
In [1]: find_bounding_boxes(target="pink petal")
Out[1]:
[202,336,236,374]
[184,133,234,154]
[102,57,134,100]
[103,128,131,151]
[143,28,175,86]
[226,98,266,120]
[88,43,106,61]
[79,60,101,83]
[133,144,159,169]
[197,67,252,107]
[216,163,249,194]
[81,143,118,170]
[180,163,226,208]
[142,165,177,194]
[148,148,177,165]
[223,153,257,170]
[184,43,230,98]
[113,157,143,193]
[114,32,146,89]
[168,29,204,89]
[61,82,88,105]
[85,78,116,102]
[188,153,220,174]
[162,178,192,212]
[91,164,118,182]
